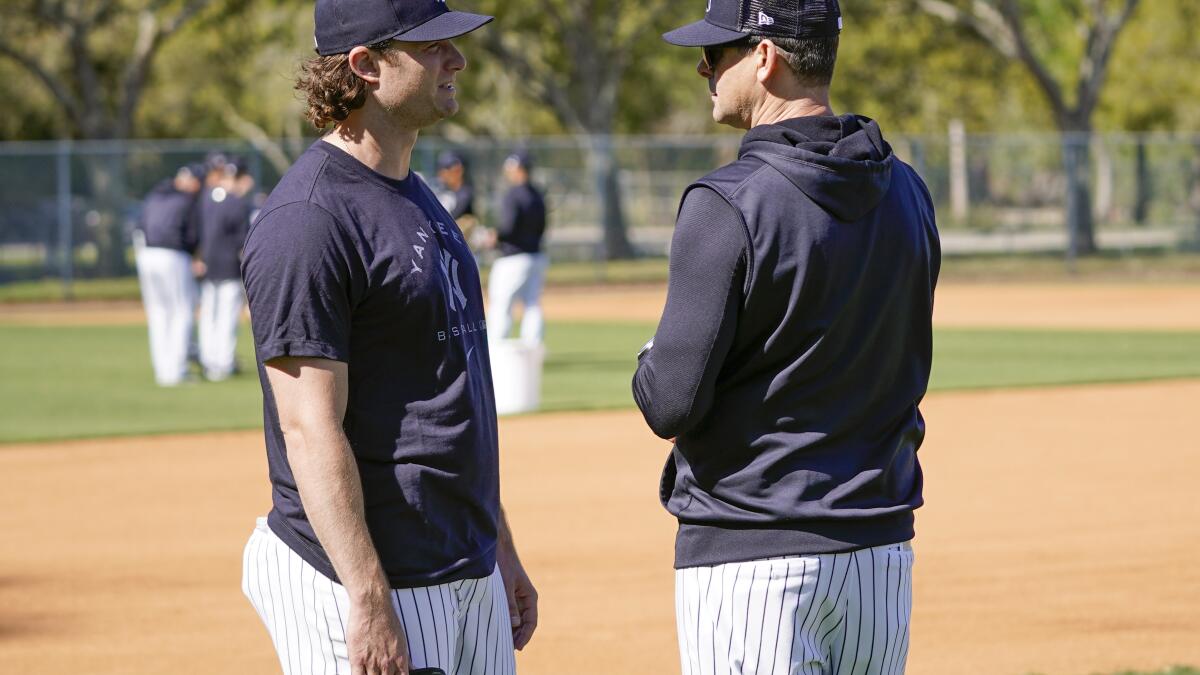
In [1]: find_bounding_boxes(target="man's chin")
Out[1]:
[712,107,739,128]
[437,97,460,119]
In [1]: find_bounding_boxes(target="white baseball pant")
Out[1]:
[198,278,244,380]
[487,252,548,344]
[242,518,516,675]
[675,542,913,675]
[135,245,196,386]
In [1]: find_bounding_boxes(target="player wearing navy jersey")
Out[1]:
[239,2,536,674]
[486,152,548,344]
[134,163,203,386]
[196,157,253,381]
[635,1,939,673]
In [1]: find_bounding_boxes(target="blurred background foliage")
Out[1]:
[0,0,1196,143]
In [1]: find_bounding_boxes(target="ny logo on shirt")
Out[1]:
[410,221,468,313]
[439,250,468,312]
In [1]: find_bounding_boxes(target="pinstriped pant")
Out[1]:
[242,518,516,675]
[675,542,914,675]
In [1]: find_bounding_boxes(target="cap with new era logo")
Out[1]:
[663,0,842,47]
[314,0,493,56]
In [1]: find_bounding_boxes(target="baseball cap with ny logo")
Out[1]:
[314,0,493,56]
[664,0,842,47]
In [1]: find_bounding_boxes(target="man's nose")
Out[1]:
[447,41,467,71]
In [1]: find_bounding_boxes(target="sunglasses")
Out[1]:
[702,39,752,71]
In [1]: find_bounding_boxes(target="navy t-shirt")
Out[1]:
[241,140,499,588]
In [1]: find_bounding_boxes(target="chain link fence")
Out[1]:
[2,132,1198,291]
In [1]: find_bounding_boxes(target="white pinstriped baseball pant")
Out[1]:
[675,542,914,675]
[242,518,516,675]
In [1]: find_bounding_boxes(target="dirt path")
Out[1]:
[1,381,1198,674]
[4,283,1200,330]
[537,283,1200,330]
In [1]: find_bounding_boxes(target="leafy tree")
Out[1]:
[0,0,249,273]
[915,0,1143,255]
[835,0,1049,133]
[0,0,232,141]
[461,0,697,259]
[141,0,313,172]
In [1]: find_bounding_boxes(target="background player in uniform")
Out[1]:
[196,156,253,381]
[485,151,548,344]
[133,163,203,386]
[433,151,476,222]
[633,1,940,672]
[239,1,536,673]
[433,151,483,252]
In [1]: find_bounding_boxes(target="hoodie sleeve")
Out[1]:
[632,187,746,440]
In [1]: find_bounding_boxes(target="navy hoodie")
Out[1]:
[633,114,940,568]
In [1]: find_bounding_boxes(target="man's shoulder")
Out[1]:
[260,146,332,207]
[694,157,774,198]
[251,200,342,243]
[887,157,936,212]
[253,146,346,231]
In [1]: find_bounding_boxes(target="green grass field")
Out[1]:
[3,320,1200,443]
[3,251,1199,303]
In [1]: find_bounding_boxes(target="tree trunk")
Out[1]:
[1092,136,1114,222]
[1133,139,1151,226]
[585,134,635,260]
[1190,140,1200,250]
[1062,131,1098,259]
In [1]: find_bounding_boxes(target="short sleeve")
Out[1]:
[242,201,363,363]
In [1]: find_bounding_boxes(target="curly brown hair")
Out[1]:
[295,53,371,129]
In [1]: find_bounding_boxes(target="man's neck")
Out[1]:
[324,108,419,181]
[750,93,834,128]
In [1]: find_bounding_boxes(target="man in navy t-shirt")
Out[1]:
[238,2,536,673]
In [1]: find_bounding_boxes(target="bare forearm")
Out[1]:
[497,505,518,556]
[286,424,390,601]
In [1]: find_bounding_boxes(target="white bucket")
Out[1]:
[489,339,545,416]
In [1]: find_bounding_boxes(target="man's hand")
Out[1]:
[347,592,411,675]
[497,545,538,650]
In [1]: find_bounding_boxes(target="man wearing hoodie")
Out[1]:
[633,1,940,673]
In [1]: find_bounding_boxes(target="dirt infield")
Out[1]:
[1,380,1198,674]
[4,282,1200,329]
[536,283,1200,329]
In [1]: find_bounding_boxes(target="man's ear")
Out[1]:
[347,46,383,84]
[755,39,779,84]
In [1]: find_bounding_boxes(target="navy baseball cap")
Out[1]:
[182,163,207,180]
[504,150,532,170]
[314,0,493,56]
[437,150,466,170]
[664,0,842,47]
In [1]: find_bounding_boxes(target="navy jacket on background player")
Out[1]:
[199,187,252,281]
[139,178,200,253]
[495,181,546,256]
[633,114,941,568]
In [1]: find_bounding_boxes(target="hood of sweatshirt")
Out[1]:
[740,113,893,222]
